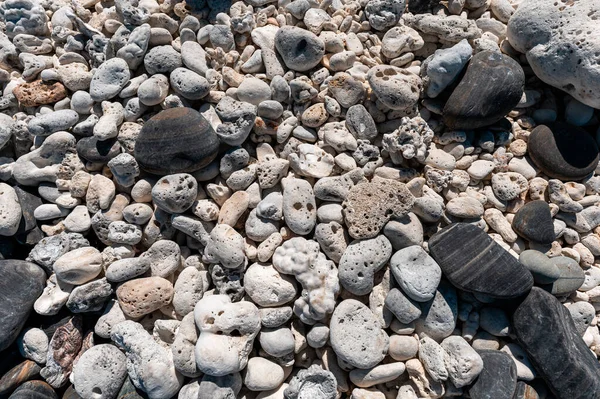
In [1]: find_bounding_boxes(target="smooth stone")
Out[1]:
[76,137,122,163]
[390,245,442,302]
[443,51,525,129]
[467,350,517,399]
[414,280,458,342]
[14,187,42,234]
[385,288,422,324]
[428,223,533,299]
[0,260,46,351]
[8,381,57,399]
[116,378,146,399]
[546,256,585,296]
[274,26,325,72]
[134,107,220,175]
[513,287,600,398]
[0,360,42,397]
[512,200,555,245]
[527,123,599,181]
[518,250,561,285]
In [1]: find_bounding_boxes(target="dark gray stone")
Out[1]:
[512,200,555,245]
[8,381,57,399]
[518,250,561,285]
[66,278,113,313]
[513,287,600,399]
[443,51,525,130]
[428,223,533,299]
[528,123,599,181]
[76,136,121,163]
[346,104,377,141]
[546,256,585,296]
[0,360,42,397]
[468,350,517,399]
[0,260,46,351]
[274,26,325,72]
[14,187,41,234]
[385,288,422,324]
[198,373,242,399]
[134,107,220,175]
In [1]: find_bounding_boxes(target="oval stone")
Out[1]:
[443,51,525,129]
[9,381,57,399]
[548,256,585,296]
[134,107,220,176]
[528,123,599,181]
[512,200,555,245]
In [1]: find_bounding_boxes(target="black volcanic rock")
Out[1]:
[528,123,599,181]
[512,200,555,245]
[134,107,220,176]
[443,51,525,130]
[468,350,517,399]
[428,223,533,299]
[0,260,46,352]
[513,287,600,399]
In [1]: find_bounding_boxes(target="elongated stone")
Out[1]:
[513,287,600,399]
[40,317,83,388]
[428,223,533,299]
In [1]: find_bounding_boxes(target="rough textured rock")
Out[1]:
[0,260,46,352]
[512,200,555,245]
[12,80,67,107]
[468,350,517,399]
[428,223,533,299]
[513,287,600,399]
[134,107,220,175]
[443,51,524,129]
[40,317,83,388]
[527,123,599,181]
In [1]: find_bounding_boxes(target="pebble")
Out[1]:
[414,281,457,341]
[548,256,585,296]
[0,183,22,236]
[151,173,197,214]
[512,200,555,245]
[285,365,337,399]
[275,26,325,72]
[441,335,484,388]
[338,235,392,295]
[244,262,297,307]
[89,57,130,101]
[116,277,174,318]
[367,65,421,111]
[390,245,441,302]
[71,344,128,399]
[53,247,102,285]
[467,350,517,399]
[18,328,48,364]
[244,357,284,391]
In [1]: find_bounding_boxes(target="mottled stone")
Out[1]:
[134,108,220,175]
[443,51,525,129]
[76,137,122,163]
[513,287,600,399]
[13,80,67,107]
[40,317,83,388]
[512,200,555,245]
[528,123,599,181]
[468,350,517,399]
[0,260,46,351]
[428,223,533,299]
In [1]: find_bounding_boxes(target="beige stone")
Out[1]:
[117,277,174,318]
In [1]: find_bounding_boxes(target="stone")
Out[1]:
[0,183,22,236]
[71,344,128,399]
[527,123,599,181]
[568,301,596,336]
[385,288,422,324]
[116,277,174,318]
[467,350,517,399]
[418,336,448,382]
[281,177,317,235]
[244,262,297,307]
[134,108,220,175]
[13,80,67,107]
[441,336,483,388]
[390,245,442,302]
[0,360,42,397]
[40,317,83,388]
[547,256,585,296]
[285,365,337,399]
[507,0,600,109]
[513,287,600,398]
[8,381,57,399]
[144,45,182,75]
[169,67,210,100]
[367,65,421,111]
[422,39,472,98]
[0,260,46,351]
[349,362,406,388]
[151,173,197,214]
[330,299,389,369]
[244,357,285,391]
[428,223,533,299]
[364,0,406,31]
[443,51,524,129]
[274,26,325,72]
[518,250,561,285]
[198,373,242,399]
[66,278,113,313]
[343,179,415,240]
[414,281,457,341]
[53,247,103,285]
[89,57,130,101]
[512,200,555,245]
[76,137,121,164]
[389,335,419,361]
[18,328,48,364]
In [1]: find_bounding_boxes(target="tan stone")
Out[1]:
[13,80,67,107]
[116,277,174,318]
[218,191,249,226]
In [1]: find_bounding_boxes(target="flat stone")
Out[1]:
[428,223,533,299]
[414,280,457,341]
[518,250,561,285]
[134,107,220,175]
[0,360,42,397]
[443,51,524,129]
[0,260,46,351]
[512,200,555,245]
[468,350,517,399]
[546,256,585,296]
[8,381,57,399]
[527,123,599,181]
[513,287,600,399]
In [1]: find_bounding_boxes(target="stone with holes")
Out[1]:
[151,173,198,214]
[367,65,421,111]
[338,235,393,295]
[274,26,325,72]
[134,108,220,176]
[282,177,317,235]
[116,277,174,318]
[390,245,442,302]
[71,344,128,399]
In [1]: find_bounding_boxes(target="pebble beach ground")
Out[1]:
[0,0,600,398]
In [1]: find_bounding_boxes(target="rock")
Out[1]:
[385,288,422,324]
[89,57,130,101]
[18,328,48,364]
[198,373,242,399]
[467,350,517,399]
[71,344,128,399]
[390,245,442,302]
[547,256,585,296]
[507,0,600,108]
[134,107,220,175]
[8,381,57,399]
[0,183,22,236]
[169,67,210,100]
[66,278,113,313]
[512,200,555,245]
[518,250,561,285]
[422,39,472,98]
[367,65,421,111]
[244,263,297,307]
[115,378,145,399]
[568,301,596,336]
[418,336,448,382]
[13,187,42,235]
[53,247,103,285]
[443,51,524,129]
[343,179,415,240]
[13,80,67,107]
[244,357,285,391]
[349,362,406,388]
[513,287,600,398]
[364,0,406,31]
[116,277,174,318]
[0,260,46,351]
[414,281,457,341]
[428,223,533,299]
[281,177,317,235]
[76,137,122,164]
[330,299,389,369]
[151,173,198,214]
[274,26,325,71]
[0,360,42,397]
[284,365,337,399]
[527,123,599,181]
[441,336,483,388]
[40,317,83,388]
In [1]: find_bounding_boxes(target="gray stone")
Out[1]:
[390,245,441,302]
[338,235,392,295]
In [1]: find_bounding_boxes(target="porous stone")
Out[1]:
[367,65,422,111]
[13,80,67,107]
[390,245,442,302]
[89,57,130,101]
[414,281,458,341]
[71,344,128,399]
[284,365,337,399]
[116,277,174,318]
[244,262,297,307]
[151,173,198,214]
[274,26,325,72]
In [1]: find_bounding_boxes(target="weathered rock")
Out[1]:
[274,26,325,72]
[116,277,174,318]
[512,200,555,245]
[468,350,517,399]
[0,260,46,351]
[40,317,83,388]
[134,108,220,175]
[414,281,457,341]
[527,123,599,181]
[390,245,442,302]
[13,80,67,107]
[428,223,533,299]
[513,287,600,399]
[443,51,524,129]
[8,381,58,399]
